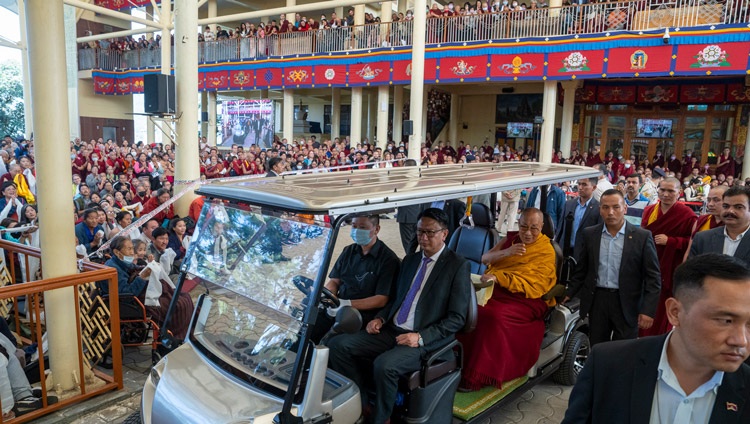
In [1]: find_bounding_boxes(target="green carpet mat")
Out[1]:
[452,376,529,421]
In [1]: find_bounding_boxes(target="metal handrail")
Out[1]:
[77,0,749,70]
[0,240,121,424]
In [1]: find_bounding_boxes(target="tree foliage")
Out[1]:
[0,61,25,138]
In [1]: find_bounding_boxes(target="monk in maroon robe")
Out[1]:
[641,177,696,336]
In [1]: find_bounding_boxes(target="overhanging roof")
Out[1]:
[196,163,599,215]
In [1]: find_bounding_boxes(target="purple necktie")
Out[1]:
[396,257,432,325]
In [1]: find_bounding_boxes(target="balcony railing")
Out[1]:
[0,240,121,423]
[78,0,748,71]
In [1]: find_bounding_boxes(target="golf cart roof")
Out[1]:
[195,163,599,215]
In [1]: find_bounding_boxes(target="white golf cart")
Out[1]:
[136,162,598,424]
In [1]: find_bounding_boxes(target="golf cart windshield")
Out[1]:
[183,201,332,392]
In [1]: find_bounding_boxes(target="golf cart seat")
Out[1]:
[396,281,478,423]
[447,203,499,275]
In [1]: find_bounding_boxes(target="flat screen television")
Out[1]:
[506,122,534,138]
[635,119,673,139]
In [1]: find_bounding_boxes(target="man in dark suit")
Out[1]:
[563,254,750,424]
[526,184,566,233]
[689,186,750,264]
[564,189,661,346]
[555,177,601,259]
[328,208,471,424]
[265,156,285,177]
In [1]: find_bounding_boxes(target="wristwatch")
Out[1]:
[418,334,424,347]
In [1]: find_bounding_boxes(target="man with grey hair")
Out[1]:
[592,164,614,202]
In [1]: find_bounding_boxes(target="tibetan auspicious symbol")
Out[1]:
[132,79,144,90]
[356,65,382,80]
[96,80,111,90]
[559,52,590,72]
[324,68,336,80]
[287,69,309,83]
[642,85,675,103]
[691,45,730,68]
[233,71,251,86]
[207,75,226,88]
[451,60,476,76]
[116,81,130,92]
[630,50,648,70]
[264,69,274,83]
[500,56,536,74]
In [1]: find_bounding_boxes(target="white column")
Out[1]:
[381,1,393,43]
[331,87,341,140]
[393,85,404,145]
[208,0,217,32]
[18,0,32,138]
[64,4,80,139]
[283,89,294,142]
[174,0,200,215]
[146,117,155,143]
[200,91,208,137]
[449,93,460,146]
[408,0,427,161]
[161,0,171,72]
[560,80,579,159]
[207,91,217,146]
[376,85,389,146]
[398,0,407,14]
[350,87,363,145]
[26,0,79,390]
[367,91,377,141]
[743,128,750,179]
[539,80,558,164]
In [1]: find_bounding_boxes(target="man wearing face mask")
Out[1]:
[310,215,400,343]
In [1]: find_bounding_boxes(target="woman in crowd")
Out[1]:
[18,204,40,281]
[167,218,191,261]
[0,182,25,221]
[133,153,154,180]
[114,211,141,241]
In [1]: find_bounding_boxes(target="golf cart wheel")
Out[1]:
[122,411,142,424]
[553,331,590,386]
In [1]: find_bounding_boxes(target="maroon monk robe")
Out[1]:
[640,202,696,336]
[691,214,722,238]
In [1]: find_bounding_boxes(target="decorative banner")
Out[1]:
[348,63,390,85]
[284,66,313,87]
[679,83,726,103]
[205,71,229,91]
[606,46,673,76]
[675,43,750,73]
[438,56,487,82]
[198,74,206,90]
[489,53,545,79]
[94,76,115,95]
[392,60,412,83]
[131,76,144,93]
[726,83,750,103]
[596,85,637,104]
[424,58,438,82]
[575,85,596,102]
[258,68,283,87]
[546,50,605,79]
[637,84,679,103]
[229,70,254,89]
[94,0,158,10]
[115,78,131,94]
[313,65,347,86]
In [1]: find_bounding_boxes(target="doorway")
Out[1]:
[103,126,117,143]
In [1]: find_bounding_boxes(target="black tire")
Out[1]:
[122,411,142,424]
[553,331,590,386]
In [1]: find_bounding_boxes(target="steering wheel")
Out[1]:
[292,275,340,308]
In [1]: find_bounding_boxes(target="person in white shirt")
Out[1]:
[592,164,614,202]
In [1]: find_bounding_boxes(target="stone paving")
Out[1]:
[33,216,573,423]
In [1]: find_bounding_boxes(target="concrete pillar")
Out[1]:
[207,91,217,146]
[381,1,393,43]
[560,80,579,159]
[408,0,427,161]
[146,117,155,143]
[398,0,407,14]
[539,80,558,164]
[393,85,404,144]
[334,6,344,20]
[18,0,32,138]
[743,127,750,179]
[173,0,200,216]
[351,87,363,145]
[161,0,171,72]
[367,91,377,141]
[548,0,562,16]
[355,4,365,24]
[208,0,218,32]
[64,4,80,139]
[26,0,79,390]
[200,91,208,138]
[331,87,341,140]
[283,89,294,143]
[376,85,389,146]
[449,93,460,147]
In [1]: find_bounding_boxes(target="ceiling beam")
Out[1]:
[63,0,165,29]
[198,0,382,26]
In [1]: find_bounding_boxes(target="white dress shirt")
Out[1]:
[723,223,750,257]
[394,244,445,331]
